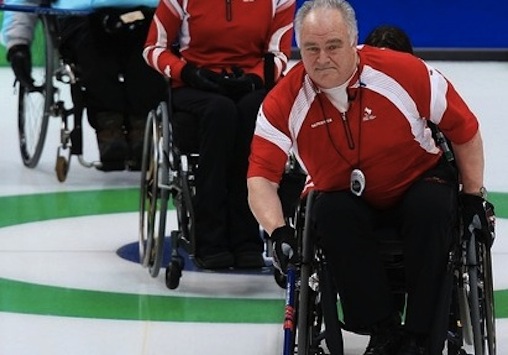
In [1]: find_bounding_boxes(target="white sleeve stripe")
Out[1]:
[255,76,314,176]
[163,0,184,18]
[255,106,292,154]
[268,23,293,63]
[361,65,440,154]
[152,16,168,48]
[275,0,296,12]
[424,63,448,126]
[286,76,316,174]
[289,75,315,140]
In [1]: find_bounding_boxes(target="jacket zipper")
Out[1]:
[341,112,355,149]
[226,0,232,21]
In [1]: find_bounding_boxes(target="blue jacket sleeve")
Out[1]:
[1,0,41,49]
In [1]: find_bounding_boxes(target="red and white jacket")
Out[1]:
[248,45,479,209]
[143,0,296,87]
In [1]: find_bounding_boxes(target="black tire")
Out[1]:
[138,105,169,277]
[165,258,183,290]
[146,102,171,277]
[293,191,331,355]
[462,234,496,355]
[295,271,325,355]
[292,270,330,355]
[483,247,497,355]
[18,16,55,168]
[139,111,156,269]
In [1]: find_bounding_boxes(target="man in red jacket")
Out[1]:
[144,0,296,269]
[248,0,494,354]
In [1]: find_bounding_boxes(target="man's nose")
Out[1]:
[316,50,330,64]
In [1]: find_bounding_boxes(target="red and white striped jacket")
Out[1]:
[143,0,296,87]
[248,45,479,209]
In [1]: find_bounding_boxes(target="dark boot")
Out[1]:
[397,334,428,355]
[95,111,127,171]
[194,251,234,270]
[126,115,146,171]
[363,313,404,355]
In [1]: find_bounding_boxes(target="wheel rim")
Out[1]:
[139,112,157,267]
[18,18,54,168]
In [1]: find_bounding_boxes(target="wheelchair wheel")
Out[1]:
[18,17,56,168]
[460,235,496,355]
[138,105,169,277]
[165,258,183,290]
[288,191,335,355]
[139,110,155,268]
[165,230,184,290]
[295,267,328,355]
[283,266,324,355]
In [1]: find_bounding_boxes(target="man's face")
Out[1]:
[299,8,357,89]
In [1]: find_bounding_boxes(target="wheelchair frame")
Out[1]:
[138,98,197,289]
[2,4,142,182]
[283,190,496,355]
[138,96,309,289]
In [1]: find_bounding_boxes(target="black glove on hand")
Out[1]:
[460,193,496,248]
[180,63,222,92]
[217,66,263,99]
[271,225,298,274]
[7,44,35,90]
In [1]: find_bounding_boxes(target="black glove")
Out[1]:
[180,63,222,92]
[7,44,35,90]
[217,66,263,98]
[271,225,298,274]
[460,193,496,248]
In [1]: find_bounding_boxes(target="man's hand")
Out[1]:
[460,193,496,247]
[7,44,35,90]
[271,225,298,274]
[180,63,222,92]
[218,66,263,98]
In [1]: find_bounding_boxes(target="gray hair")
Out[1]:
[294,0,359,48]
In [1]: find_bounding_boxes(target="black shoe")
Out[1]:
[364,332,403,355]
[126,157,142,171]
[234,251,265,269]
[96,137,128,171]
[363,314,403,355]
[194,251,234,270]
[397,334,428,355]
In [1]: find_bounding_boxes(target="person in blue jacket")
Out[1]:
[1,0,167,171]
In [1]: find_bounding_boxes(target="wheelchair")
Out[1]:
[6,3,159,181]
[138,95,198,289]
[3,4,98,181]
[280,189,496,355]
[138,53,296,288]
[138,93,308,290]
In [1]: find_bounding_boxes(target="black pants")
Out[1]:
[58,8,168,128]
[311,160,458,335]
[172,87,265,257]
